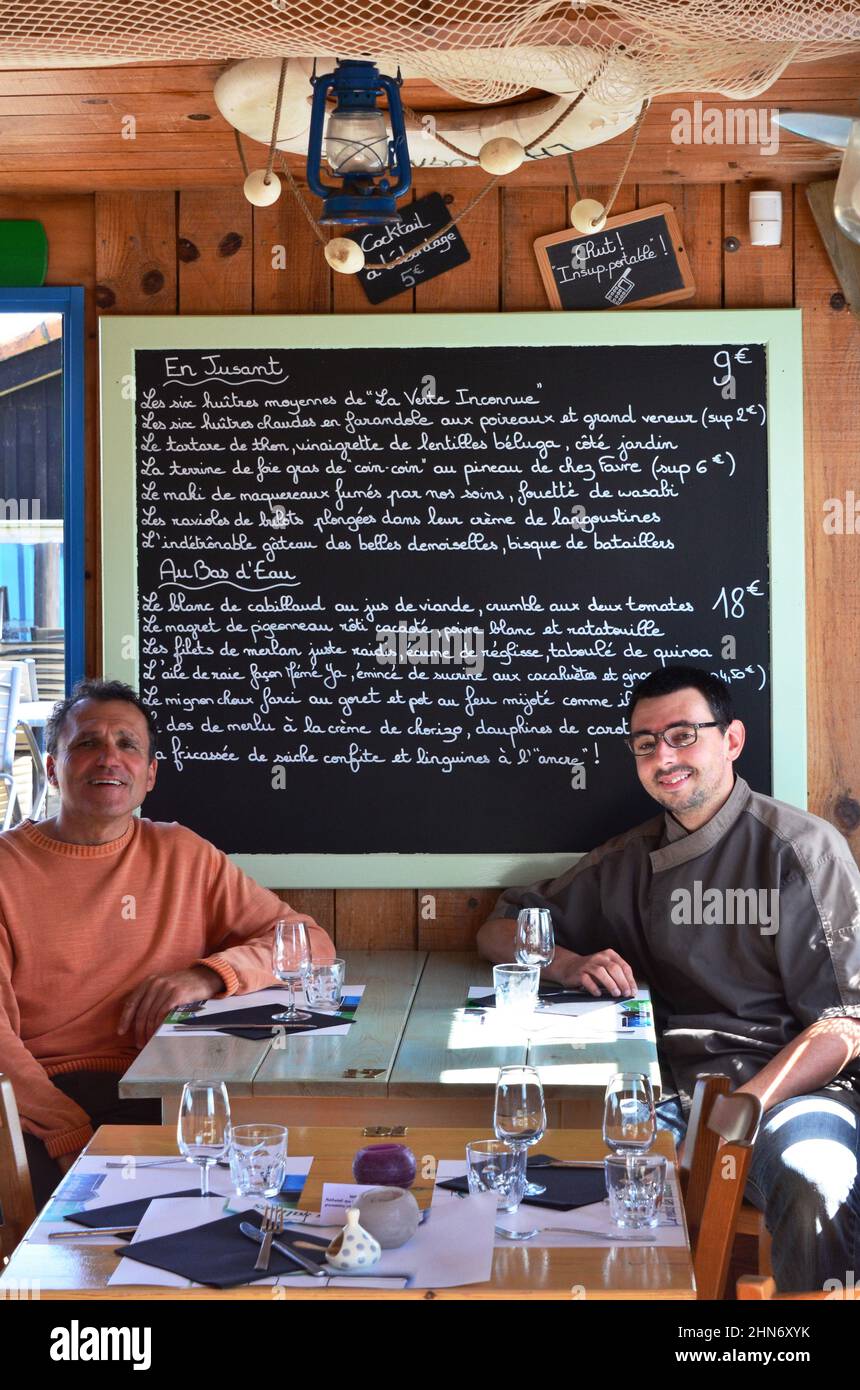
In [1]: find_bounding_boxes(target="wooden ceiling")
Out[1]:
[0,53,858,191]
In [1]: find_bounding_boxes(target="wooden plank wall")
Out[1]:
[4,171,858,949]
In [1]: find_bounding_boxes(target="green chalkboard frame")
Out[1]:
[100,310,805,888]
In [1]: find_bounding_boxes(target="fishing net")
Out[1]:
[0,2,858,108]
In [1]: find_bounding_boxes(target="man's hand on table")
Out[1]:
[56,1152,77,1175]
[119,965,224,1047]
[548,946,637,998]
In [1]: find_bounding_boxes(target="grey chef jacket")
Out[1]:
[491,775,860,1109]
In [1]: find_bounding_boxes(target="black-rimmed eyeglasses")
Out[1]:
[626,721,724,757]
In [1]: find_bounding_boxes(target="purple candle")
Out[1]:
[352,1142,417,1189]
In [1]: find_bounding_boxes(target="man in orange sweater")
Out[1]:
[0,679,335,1204]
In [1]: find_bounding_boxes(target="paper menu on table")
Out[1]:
[27,1156,233,1244]
[158,984,365,1037]
[108,1190,497,1290]
[432,1160,686,1249]
[466,985,655,1037]
[27,1155,313,1244]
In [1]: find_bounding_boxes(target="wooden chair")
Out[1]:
[0,661,22,830]
[738,1274,860,1301]
[680,1071,772,1276]
[0,637,65,703]
[679,1073,763,1299]
[0,657,48,820]
[0,1075,36,1261]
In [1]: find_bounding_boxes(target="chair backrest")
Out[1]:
[0,657,36,702]
[688,1079,763,1301]
[0,639,65,703]
[0,661,22,776]
[738,1274,860,1301]
[679,1072,730,1233]
[0,1074,36,1260]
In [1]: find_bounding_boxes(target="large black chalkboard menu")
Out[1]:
[121,316,792,863]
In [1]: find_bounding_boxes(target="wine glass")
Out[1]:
[272,919,312,1023]
[177,1079,231,1196]
[494,1064,548,1198]
[515,908,555,968]
[516,909,555,1009]
[603,1072,656,1176]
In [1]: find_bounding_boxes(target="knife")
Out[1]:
[773,111,855,148]
[175,1020,312,1030]
[49,1225,137,1240]
[240,1220,327,1276]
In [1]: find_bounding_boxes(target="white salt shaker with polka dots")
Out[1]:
[326,1207,382,1271]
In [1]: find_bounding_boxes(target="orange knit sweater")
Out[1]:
[0,818,334,1157]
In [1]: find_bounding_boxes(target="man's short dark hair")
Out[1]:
[46,680,158,760]
[627,665,734,731]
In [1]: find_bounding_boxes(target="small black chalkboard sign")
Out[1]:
[355,191,470,304]
[534,203,696,311]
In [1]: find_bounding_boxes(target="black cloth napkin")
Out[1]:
[65,1189,203,1239]
[174,1003,352,1040]
[114,1210,332,1287]
[470,985,631,1007]
[437,1164,607,1211]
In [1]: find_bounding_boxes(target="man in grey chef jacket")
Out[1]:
[478,664,860,1292]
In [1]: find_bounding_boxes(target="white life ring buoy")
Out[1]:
[214,55,643,170]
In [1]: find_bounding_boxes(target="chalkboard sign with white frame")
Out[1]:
[100,311,804,887]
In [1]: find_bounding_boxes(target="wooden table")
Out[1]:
[120,950,426,1125]
[389,953,662,1126]
[120,950,662,1128]
[1,1124,693,1301]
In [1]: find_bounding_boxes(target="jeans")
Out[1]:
[24,1071,162,1209]
[657,1088,860,1293]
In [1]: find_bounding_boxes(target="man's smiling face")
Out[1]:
[46,698,157,826]
[629,687,744,825]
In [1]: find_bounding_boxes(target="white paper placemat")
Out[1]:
[158,984,365,1038]
[27,1155,313,1244]
[108,1189,497,1290]
[466,985,656,1040]
[432,1159,687,1249]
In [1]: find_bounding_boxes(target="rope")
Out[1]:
[604,98,649,216]
[278,156,329,247]
[363,176,501,270]
[264,57,289,186]
[234,128,250,178]
[563,97,648,227]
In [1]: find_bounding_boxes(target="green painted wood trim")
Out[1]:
[229,852,581,888]
[101,310,806,888]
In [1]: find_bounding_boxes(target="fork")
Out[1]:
[254,1202,286,1272]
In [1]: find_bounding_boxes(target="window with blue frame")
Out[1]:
[0,288,84,695]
